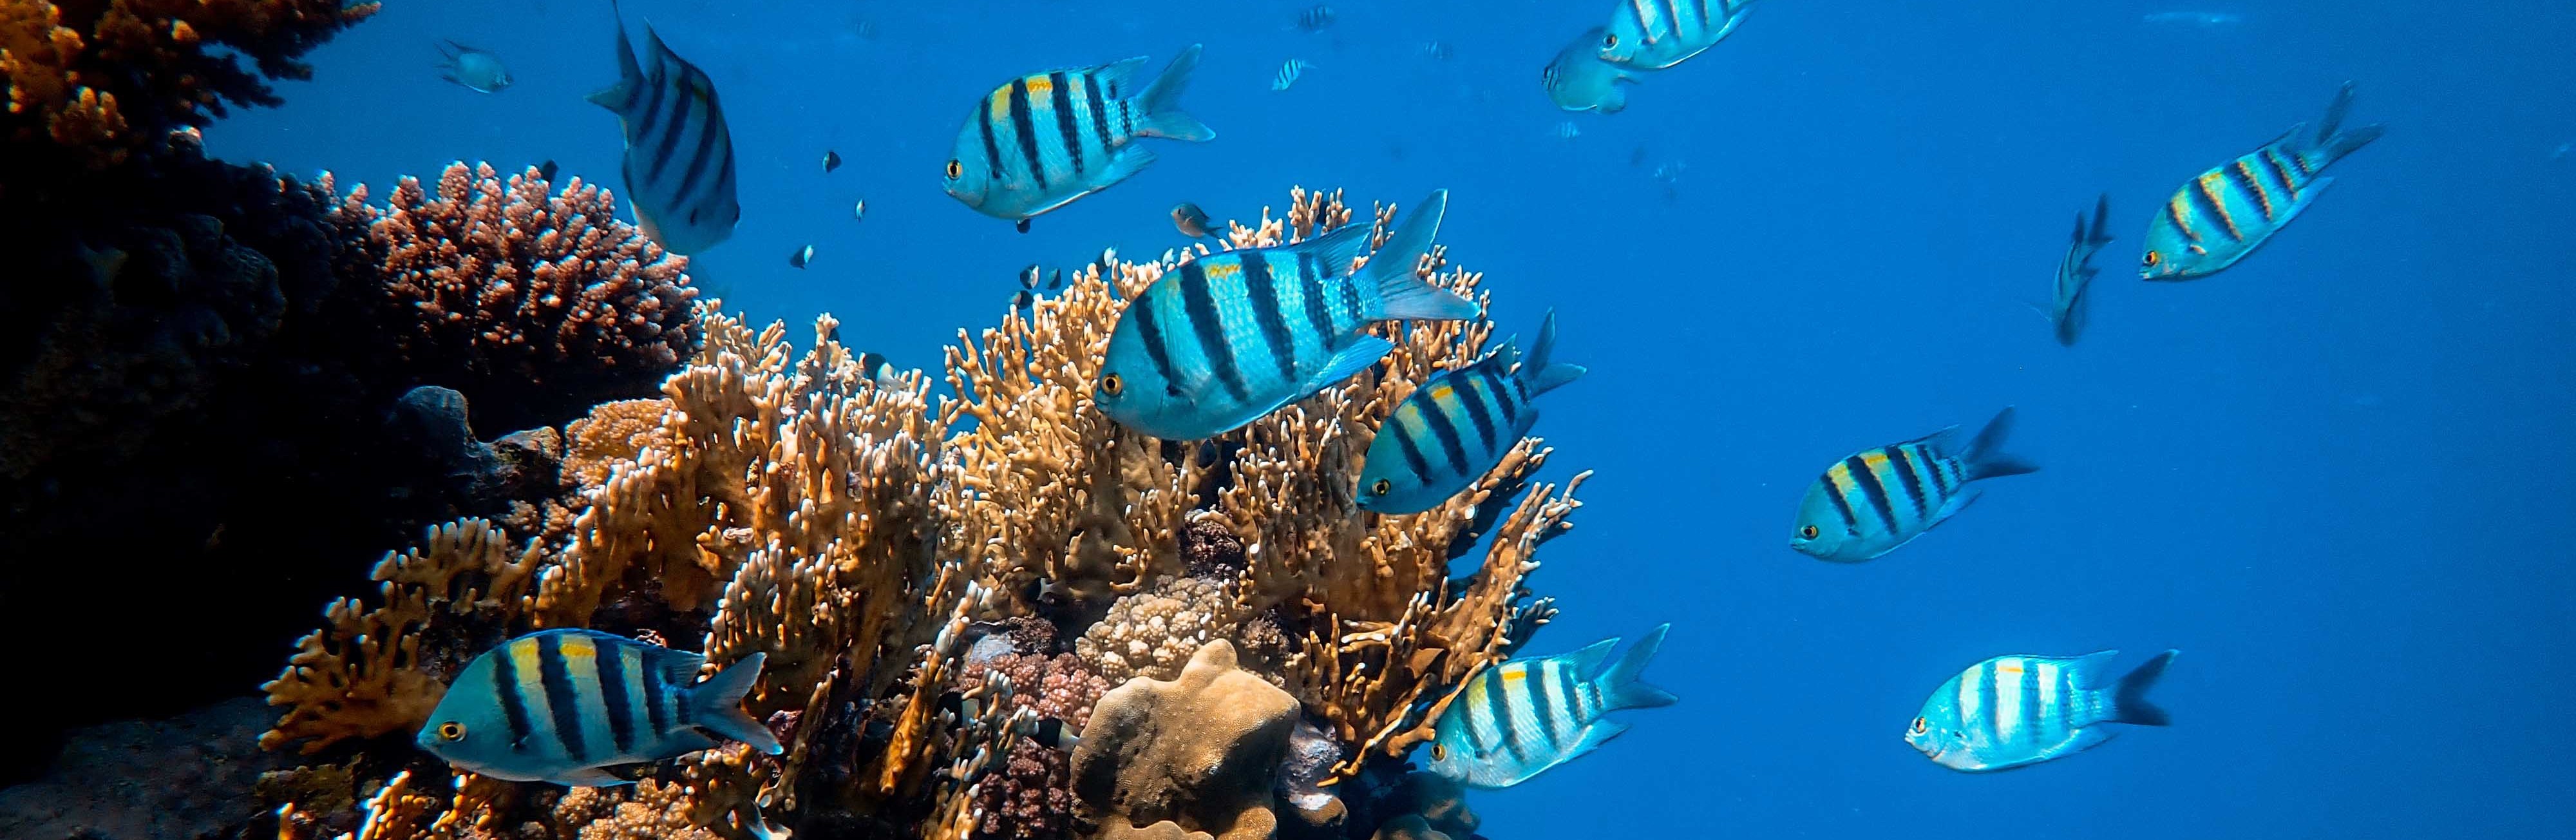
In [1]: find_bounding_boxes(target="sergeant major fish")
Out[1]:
[585,0,741,254]
[1791,407,2037,562]
[2049,194,2114,346]
[1273,58,1316,92]
[1544,27,1638,114]
[2141,82,2383,280]
[1600,0,1762,70]
[436,40,513,93]
[417,629,782,786]
[1425,624,1676,788]
[1907,650,2177,772]
[1357,310,1584,514]
[944,45,1214,233]
[1096,190,1479,440]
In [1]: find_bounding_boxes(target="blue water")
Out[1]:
[213,1,2576,836]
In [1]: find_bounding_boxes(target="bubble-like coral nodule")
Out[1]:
[258,190,1577,840]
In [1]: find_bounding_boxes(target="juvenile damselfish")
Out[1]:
[1096,190,1479,440]
[943,46,1214,231]
[585,0,741,255]
[1907,650,2177,772]
[1600,0,1763,70]
[1357,310,1584,514]
[1425,624,1676,788]
[2141,82,2383,280]
[1790,407,2037,562]
[417,629,782,786]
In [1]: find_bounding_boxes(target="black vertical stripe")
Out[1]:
[1480,367,1522,428]
[596,642,636,755]
[2163,197,2201,243]
[1819,468,1861,530]
[2022,660,2044,736]
[1483,673,1524,759]
[1418,396,1473,477]
[1451,375,1499,454]
[1888,447,1929,522]
[1116,100,1134,139]
[1007,78,1047,191]
[1392,413,1434,479]
[673,90,725,205]
[641,647,673,734]
[1332,276,1361,330]
[645,77,696,186]
[1525,667,1563,749]
[1239,252,1296,385]
[2260,149,2303,198]
[1047,72,1085,177]
[491,643,533,750]
[1295,254,1334,353]
[1179,262,1251,401]
[978,99,1005,180]
[630,65,670,138]
[536,633,590,762]
[2189,177,2240,242]
[1918,446,1956,497]
[1129,289,1181,391]
[1083,69,1113,148]
[1978,663,2002,741]
[2223,160,2273,222]
[1843,454,1899,533]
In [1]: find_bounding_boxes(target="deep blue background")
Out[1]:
[211,1,2575,836]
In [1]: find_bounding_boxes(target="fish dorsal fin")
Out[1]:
[656,646,708,685]
[1092,55,1153,99]
[1302,224,1372,276]
[2266,120,2310,154]
[1906,424,1964,455]
[1558,636,1621,680]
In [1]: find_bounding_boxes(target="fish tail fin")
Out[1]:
[2301,81,2384,170]
[1591,624,1678,711]
[2104,650,2178,727]
[2087,193,2114,245]
[1359,190,1479,321]
[585,1,643,110]
[1135,44,1215,141]
[687,653,783,754]
[1516,309,1586,396]
[1961,406,2039,481]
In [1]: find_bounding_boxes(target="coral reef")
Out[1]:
[0,0,378,172]
[243,189,1594,840]
[325,163,703,430]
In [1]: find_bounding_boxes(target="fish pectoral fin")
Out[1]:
[1093,145,1160,189]
[1566,720,1633,762]
[1929,488,1982,528]
[1301,336,1397,395]
[547,766,638,788]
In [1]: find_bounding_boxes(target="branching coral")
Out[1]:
[0,0,377,171]
[260,187,1601,840]
[325,163,703,430]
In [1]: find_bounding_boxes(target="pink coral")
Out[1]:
[325,162,701,428]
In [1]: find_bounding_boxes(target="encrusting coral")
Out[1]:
[256,189,1595,840]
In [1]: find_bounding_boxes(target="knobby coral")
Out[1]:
[260,189,1594,840]
[326,162,704,430]
[0,0,378,171]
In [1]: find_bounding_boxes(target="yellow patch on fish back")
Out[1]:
[1430,383,1456,402]
[989,88,1011,121]
[1500,663,1528,683]
[1025,75,1054,95]
[509,637,545,674]
[558,633,598,660]
[1202,262,1240,280]
[1996,660,2025,676]
[1859,450,1890,470]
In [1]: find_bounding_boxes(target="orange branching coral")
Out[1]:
[0,0,378,169]
[327,163,703,430]
[561,398,675,488]
[260,519,543,754]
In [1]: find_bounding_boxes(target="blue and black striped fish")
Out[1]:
[2048,194,2114,347]
[1908,650,2177,772]
[943,46,1213,231]
[1356,310,1584,515]
[1273,58,1315,91]
[585,0,741,255]
[1791,408,2038,562]
[1600,0,1762,70]
[1425,624,1676,789]
[416,629,780,786]
[1096,190,1479,441]
[2142,82,2383,280]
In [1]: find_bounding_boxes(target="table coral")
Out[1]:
[325,163,703,431]
[0,0,377,171]
[1071,640,1298,840]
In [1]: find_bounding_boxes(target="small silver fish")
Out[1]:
[436,40,513,93]
[789,244,815,268]
[853,198,867,221]
[1171,201,1217,238]
[1273,59,1316,91]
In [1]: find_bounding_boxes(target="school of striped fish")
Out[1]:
[385,0,2410,797]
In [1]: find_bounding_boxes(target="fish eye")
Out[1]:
[1371,478,1392,495]
[1100,373,1124,396]
[1604,33,1618,48]
[945,160,963,180]
[438,721,466,741]
[1799,524,1819,540]
[1911,716,1927,735]
[2142,251,2161,267]
[1430,743,1446,761]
